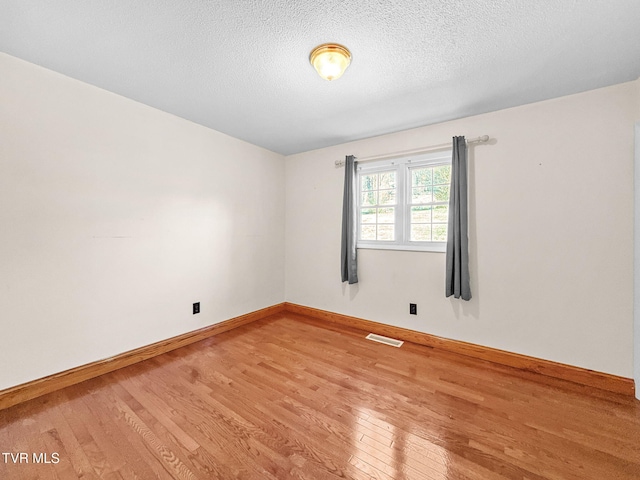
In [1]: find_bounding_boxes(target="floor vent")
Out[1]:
[365,333,404,348]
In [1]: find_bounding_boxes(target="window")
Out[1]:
[357,150,451,252]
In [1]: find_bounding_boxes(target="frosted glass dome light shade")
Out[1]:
[310,44,351,81]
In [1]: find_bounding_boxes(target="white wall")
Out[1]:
[0,54,285,390]
[635,121,640,398]
[286,81,638,378]
[634,78,640,397]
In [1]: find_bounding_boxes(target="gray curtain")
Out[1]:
[341,155,358,284]
[446,137,471,300]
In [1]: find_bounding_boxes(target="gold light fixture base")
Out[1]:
[309,43,351,81]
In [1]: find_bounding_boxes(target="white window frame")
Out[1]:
[356,150,452,253]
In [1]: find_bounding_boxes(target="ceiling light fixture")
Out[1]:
[309,43,351,81]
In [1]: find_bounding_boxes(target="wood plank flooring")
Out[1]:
[1,313,639,479]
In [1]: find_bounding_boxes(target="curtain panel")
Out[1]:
[341,155,358,284]
[446,137,471,300]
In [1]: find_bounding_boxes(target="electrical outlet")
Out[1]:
[193,302,200,314]
[409,303,417,315]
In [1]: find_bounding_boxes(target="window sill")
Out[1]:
[357,243,446,253]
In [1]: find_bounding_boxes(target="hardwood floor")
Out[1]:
[1,313,639,479]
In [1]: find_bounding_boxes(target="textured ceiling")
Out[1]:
[1,1,640,155]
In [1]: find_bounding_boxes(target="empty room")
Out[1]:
[1,1,640,479]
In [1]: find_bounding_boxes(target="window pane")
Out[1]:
[377,225,394,241]
[433,165,451,185]
[361,208,376,224]
[412,168,432,187]
[411,206,431,223]
[379,172,396,189]
[433,185,450,202]
[361,191,377,206]
[412,186,432,203]
[377,207,394,224]
[357,158,450,248]
[361,224,376,240]
[432,224,448,241]
[433,205,448,223]
[411,224,431,242]
[361,174,378,191]
[379,189,396,205]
